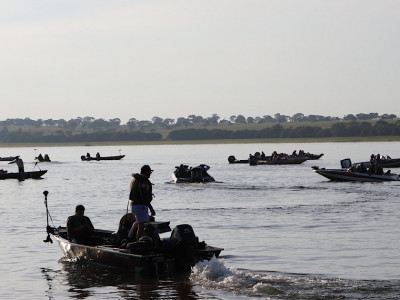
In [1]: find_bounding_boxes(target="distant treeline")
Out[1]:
[0,112,398,129]
[167,121,400,140]
[0,113,399,143]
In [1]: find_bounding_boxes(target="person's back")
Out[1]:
[67,205,94,243]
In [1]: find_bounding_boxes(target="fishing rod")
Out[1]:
[43,190,53,244]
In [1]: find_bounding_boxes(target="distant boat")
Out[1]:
[81,155,125,161]
[312,159,400,182]
[356,157,400,168]
[0,156,19,162]
[0,170,47,180]
[172,164,215,183]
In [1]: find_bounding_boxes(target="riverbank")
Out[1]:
[1,136,399,148]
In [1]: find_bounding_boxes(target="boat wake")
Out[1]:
[190,259,400,299]
[190,259,284,298]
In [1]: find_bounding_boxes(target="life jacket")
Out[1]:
[129,173,153,205]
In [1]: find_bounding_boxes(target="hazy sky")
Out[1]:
[1,1,399,123]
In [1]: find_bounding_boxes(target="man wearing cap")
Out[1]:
[128,165,156,241]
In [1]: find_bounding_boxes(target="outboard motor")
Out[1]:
[228,155,236,163]
[191,167,203,182]
[340,158,352,169]
[170,224,198,270]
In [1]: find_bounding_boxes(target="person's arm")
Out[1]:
[148,202,156,216]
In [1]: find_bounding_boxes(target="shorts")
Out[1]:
[131,204,149,222]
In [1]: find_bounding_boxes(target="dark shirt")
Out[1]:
[67,215,94,242]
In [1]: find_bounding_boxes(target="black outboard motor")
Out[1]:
[170,224,198,270]
[228,155,236,163]
[340,158,352,169]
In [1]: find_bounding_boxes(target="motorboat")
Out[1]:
[43,192,223,274]
[357,157,400,168]
[172,164,215,183]
[0,169,47,180]
[81,154,125,161]
[0,156,19,161]
[229,150,322,165]
[312,158,400,182]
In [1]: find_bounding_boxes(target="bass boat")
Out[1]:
[312,159,400,182]
[172,164,215,183]
[0,156,20,161]
[43,191,223,274]
[0,169,47,180]
[81,155,125,161]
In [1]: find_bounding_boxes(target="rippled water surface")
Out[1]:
[1,142,400,299]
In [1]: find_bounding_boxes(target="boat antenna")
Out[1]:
[43,190,53,244]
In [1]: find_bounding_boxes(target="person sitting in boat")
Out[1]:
[359,163,367,173]
[375,165,384,175]
[67,205,94,244]
[261,151,266,158]
[96,152,100,158]
[37,153,44,161]
[86,153,91,158]
[368,162,376,175]
[44,154,50,161]
[292,150,297,156]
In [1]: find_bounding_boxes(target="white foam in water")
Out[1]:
[190,259,284,297]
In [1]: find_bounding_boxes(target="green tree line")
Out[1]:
[0,113,399,143]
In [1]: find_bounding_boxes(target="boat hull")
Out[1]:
[251,156,308,165]
[313,168,400,182]
[172,173,215,183]
[81,155,125,161]
[0,170,47,180]
[0,156,19,161]
[51,226,223,274]
[55,235,165,273]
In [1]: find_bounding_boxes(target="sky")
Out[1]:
[1,0,399,124]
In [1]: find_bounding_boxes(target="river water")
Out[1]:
[1,141,399,299]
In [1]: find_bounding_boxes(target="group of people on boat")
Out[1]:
[36,153,51,162]
[349,162,389,175]
[292,150,308,156]
[370,153,391,162]
[250,150,309,161]
[67,164,157,248]
[86,152,101,158]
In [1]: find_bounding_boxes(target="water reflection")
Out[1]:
[41,261,202,300]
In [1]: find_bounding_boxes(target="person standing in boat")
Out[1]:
[66,205,94,244]
[128,165,156,241]
[9,157,24,179]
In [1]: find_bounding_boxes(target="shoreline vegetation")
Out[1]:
[1,136,400,148]
[0,114,399,147]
